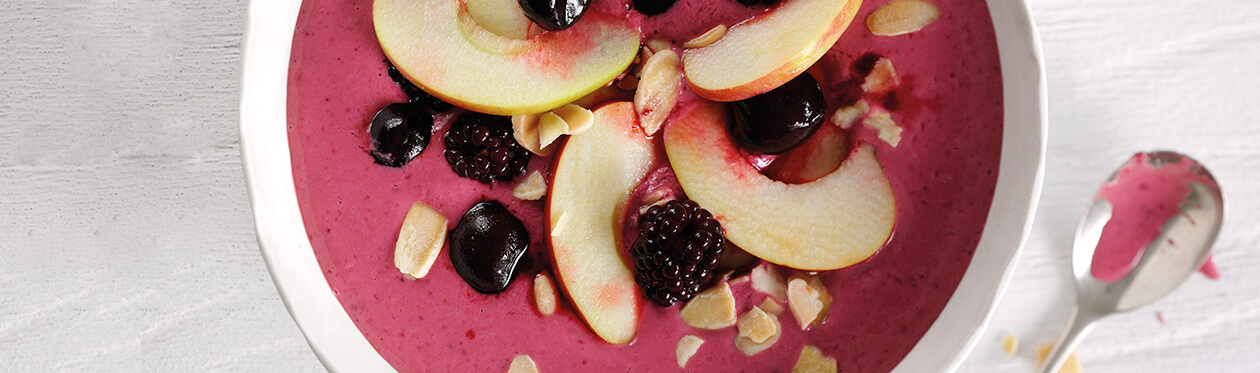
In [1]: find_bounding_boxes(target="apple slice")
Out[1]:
[762,124,849,184]
[663,101,895,271]
[548,102,655,344]
[682,0,863,102]
[374,0,640,115]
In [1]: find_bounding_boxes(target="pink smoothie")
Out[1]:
[1091,152,1221,282]
[286,0,1004,371]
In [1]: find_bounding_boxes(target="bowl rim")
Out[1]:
[237,0,1045,370]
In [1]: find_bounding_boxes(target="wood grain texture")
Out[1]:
[0,0,1255,371]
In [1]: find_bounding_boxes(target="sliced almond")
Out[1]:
[537,111,569,149]
[616,74,640,91]
[634,50,682,136]
[512,171,548,201]
[737,306,778,344]
[676,335,705,368]
[393,201,448,278]
[861,58,900,93]
[550,212,568,238]
[1001,334,1019,356]
[750,263,787,301]
[533,272,558,316]
[866,0,941,36]
[507,354,539,373]
[792,345,838,373]
[679,282,738,330]
[863,110,903,147]
[512,114,554,157]
[683,24,727,49]
[787,274,833,329]
[733,307,781,356]
[1035,344,1082,373]
[645,38,672,54]
[758,298,785,315]
[552,104,594,135]
[831,100,870,129]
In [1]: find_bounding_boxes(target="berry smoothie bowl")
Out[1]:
[239,0,1046,370]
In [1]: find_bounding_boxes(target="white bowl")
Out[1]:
[239,0,1045,370]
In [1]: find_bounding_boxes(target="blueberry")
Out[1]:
[729,73,827,154]
[520,0,589,31]
[633,0,676,15]
[449,201,530,294]
[369,103,434,167]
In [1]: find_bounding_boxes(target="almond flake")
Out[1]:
[787,276,833,330]
[1001,334,1019,356]
[512,171,547,201]
[393,201,448,278]
[537,111,569,149]
[645,38,672,54]
[733,307,781,356]
[507,354,539,373]
[550,213,568,238]
[533,272,558,316]
[679,282,737,330]
[758,298,784,315]
[552,104,594,135]
[737,306,778,344]
[866,0,941,36]
[861,58,900,93]
[683,24,727,49]
[634,50,682,136]
[792,345,838,373]
[616,74,640,91]
[863,110,903,147]
[1035,344,1083,373]
[831,100,870,129]
[512,114,554,156]
[675,335,704,368]
[750,263,787,301]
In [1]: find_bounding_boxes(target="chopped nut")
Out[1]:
[552,104,594,135]
[512,113,554,156]
[792,345,838,373]
[393,201,448,278]
[645,38,672,54]
[634,50,682,136]
[507,354,539,373]
[1001,334,1019,356]
[750,263,787,301]
[675,335,704,368]
[683,24,727,49]
[512,171,548,201]
[616,74,640,91]
[537,111,569,149]
[863,110,903,147]
[733,307,782,356]
[737,306,778,344]
[867,0,941,36]
[550,212,568,238]
[680,282,737,330]
[758,298,784,315]
[861,58,900,93]
[831,100,870,129]
[1035,344,1083,373]
[533,272,558,316]
[787,274,833,329]
[571,86,633,109]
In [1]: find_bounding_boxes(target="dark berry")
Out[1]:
[443,113,532,184]
[633,0,676,15]
[369,103,433,167]
[449,201,530,294]
[734,0,777,6]
[520,0,589,31]
[729,73,826,154]
[630,200,726,307]
[850,52,883,79]
[386,62,453,112]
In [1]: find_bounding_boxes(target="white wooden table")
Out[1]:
[1,0,1256,371]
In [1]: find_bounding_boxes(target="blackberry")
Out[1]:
[630,200,726,307]
[443,112,531,184]
[386,62,453,112]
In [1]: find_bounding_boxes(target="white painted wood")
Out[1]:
[1,0,1256,371]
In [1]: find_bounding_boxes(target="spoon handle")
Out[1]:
[1040,304,1103,373]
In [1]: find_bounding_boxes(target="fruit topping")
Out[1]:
[632,0,676,16]
[787,274,832,329]
[733,306,782,355]
[512,171,548,201]
[449,201,530,293]
[749,263,787,300]
[519,0,589,31]
[533,272,558,316]
[683,25,728,49]
[386,63,452,111]
[630,200,727,306]
[393,201,448,278]
[444,113,532,183]
[729,73,827,154]
[792,346,838,373]
[675,335,704,368]
[863,109,903,147]
[369,102,434,167]
[508,354,540,373]
[860,57,900,93]
[679,282,738,329]
[634,49,682,136]
[866,0,941,36]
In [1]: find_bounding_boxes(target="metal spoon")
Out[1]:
[1040,151,1224,373]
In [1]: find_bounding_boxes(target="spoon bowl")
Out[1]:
[1041,151,1223,372]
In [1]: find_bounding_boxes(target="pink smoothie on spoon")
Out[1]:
[286,0,1005,370]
